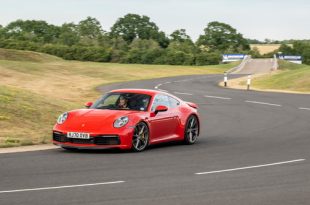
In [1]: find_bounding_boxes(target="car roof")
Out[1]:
[109,89,161,96]
[109,88,182,101]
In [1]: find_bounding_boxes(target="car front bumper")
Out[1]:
[52,128,134,150]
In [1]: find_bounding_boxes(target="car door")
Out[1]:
[148,94,179,142]
[167,96,181,134]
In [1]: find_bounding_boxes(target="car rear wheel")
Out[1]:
[132,122,149,152]
[184,115,199,145]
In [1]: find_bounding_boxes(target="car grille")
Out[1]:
[53,132,68,142]
[53,132,120,145]
[94,136,120,145]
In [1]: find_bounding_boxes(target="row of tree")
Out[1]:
[248,40,310,65]
[278,41,310,65]
[0,14,251,65]
[0,14,309,65]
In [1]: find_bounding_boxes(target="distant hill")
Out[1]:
[0,48,62,62]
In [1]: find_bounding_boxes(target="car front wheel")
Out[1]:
[132,122,149,152]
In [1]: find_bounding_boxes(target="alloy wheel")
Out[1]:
[185,115,199,144]
[132,122,149,152]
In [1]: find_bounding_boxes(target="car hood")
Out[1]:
[59,109,140,133]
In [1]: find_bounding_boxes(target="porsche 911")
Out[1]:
[53,89,200,152]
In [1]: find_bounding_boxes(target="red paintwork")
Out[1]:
[53,89,200,150]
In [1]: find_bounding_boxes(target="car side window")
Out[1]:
[169,96,180,108]
[151,94,170,112]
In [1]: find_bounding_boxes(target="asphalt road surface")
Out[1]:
[1,66,310,204]
[236,58,275,74]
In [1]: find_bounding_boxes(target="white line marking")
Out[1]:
[204,95,232,100]
[0,181,125,194]
[154,83,162,89]
[245,100,282,107]
[195,159,305,175]
[299,107,310,111]
[173,92,193,96]
[155,75,233,90]
[157,89,168,92]
[173,80,187,82]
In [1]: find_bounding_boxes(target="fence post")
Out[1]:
[224,72,228,87]
[247,75,251,91]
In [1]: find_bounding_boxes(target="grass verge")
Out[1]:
[250,61,310,92]
[224,60,310,93]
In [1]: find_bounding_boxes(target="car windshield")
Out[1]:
[91,92,151,111]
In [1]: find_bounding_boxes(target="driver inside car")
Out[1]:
[117,95,129,109]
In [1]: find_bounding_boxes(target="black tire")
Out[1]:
[132,122,149,152]
[184,115,199,145]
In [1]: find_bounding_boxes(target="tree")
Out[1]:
[302,47,310,65]
[170,29,192,43]
[161,32,197,65]
[195,51,221,65]
[59,23,80,46]
[78,17,105,46]
[248,47,262,58]
[293,41,310,65]
[4,20,60,43]
[168,41,197,54]
[278,44,295,55]
[108,37,129,62]
[278,42,310,65]
[78,17,104,39]
[162,50,194,65]
[197,21,249,52]
[110,14,169,47]
[2,16,256,66]
[122,39,162,64]
[0,25,4,39]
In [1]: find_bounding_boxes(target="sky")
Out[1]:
[0,0,309,41]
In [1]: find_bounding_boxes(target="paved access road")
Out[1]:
[1,71,310,205]
[236,58,275,74]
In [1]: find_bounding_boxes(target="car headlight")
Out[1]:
[57,112,68,124]
[114,116,129,128]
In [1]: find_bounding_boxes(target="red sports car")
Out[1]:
[53,89,200,152]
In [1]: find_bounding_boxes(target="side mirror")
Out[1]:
[156,105,168,112]
[150,105,168,117]
[155,105,168,114]
[85,102,93,108]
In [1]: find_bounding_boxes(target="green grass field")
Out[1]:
[251,60,310,92]
[0,48,236,147]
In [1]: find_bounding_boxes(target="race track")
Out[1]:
[1,73,310,205]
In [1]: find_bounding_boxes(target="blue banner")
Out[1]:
[278,55,302,61]
[222,54,246,62]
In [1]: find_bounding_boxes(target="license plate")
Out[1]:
[67,132,90,139]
